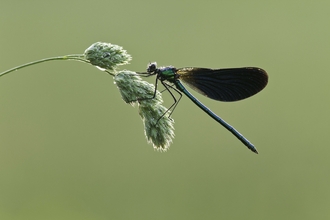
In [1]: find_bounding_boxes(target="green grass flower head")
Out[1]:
[114,71,175,151]
[84,42,132,71]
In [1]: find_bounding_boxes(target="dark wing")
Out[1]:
[176,67,268,102]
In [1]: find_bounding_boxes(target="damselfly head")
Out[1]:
[147,62,157,73]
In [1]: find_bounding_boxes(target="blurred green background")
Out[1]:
[0,1,329,219]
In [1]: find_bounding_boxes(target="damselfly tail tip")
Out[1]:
[251,148,259,154]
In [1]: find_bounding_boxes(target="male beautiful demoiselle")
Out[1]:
[139,62,268,153]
